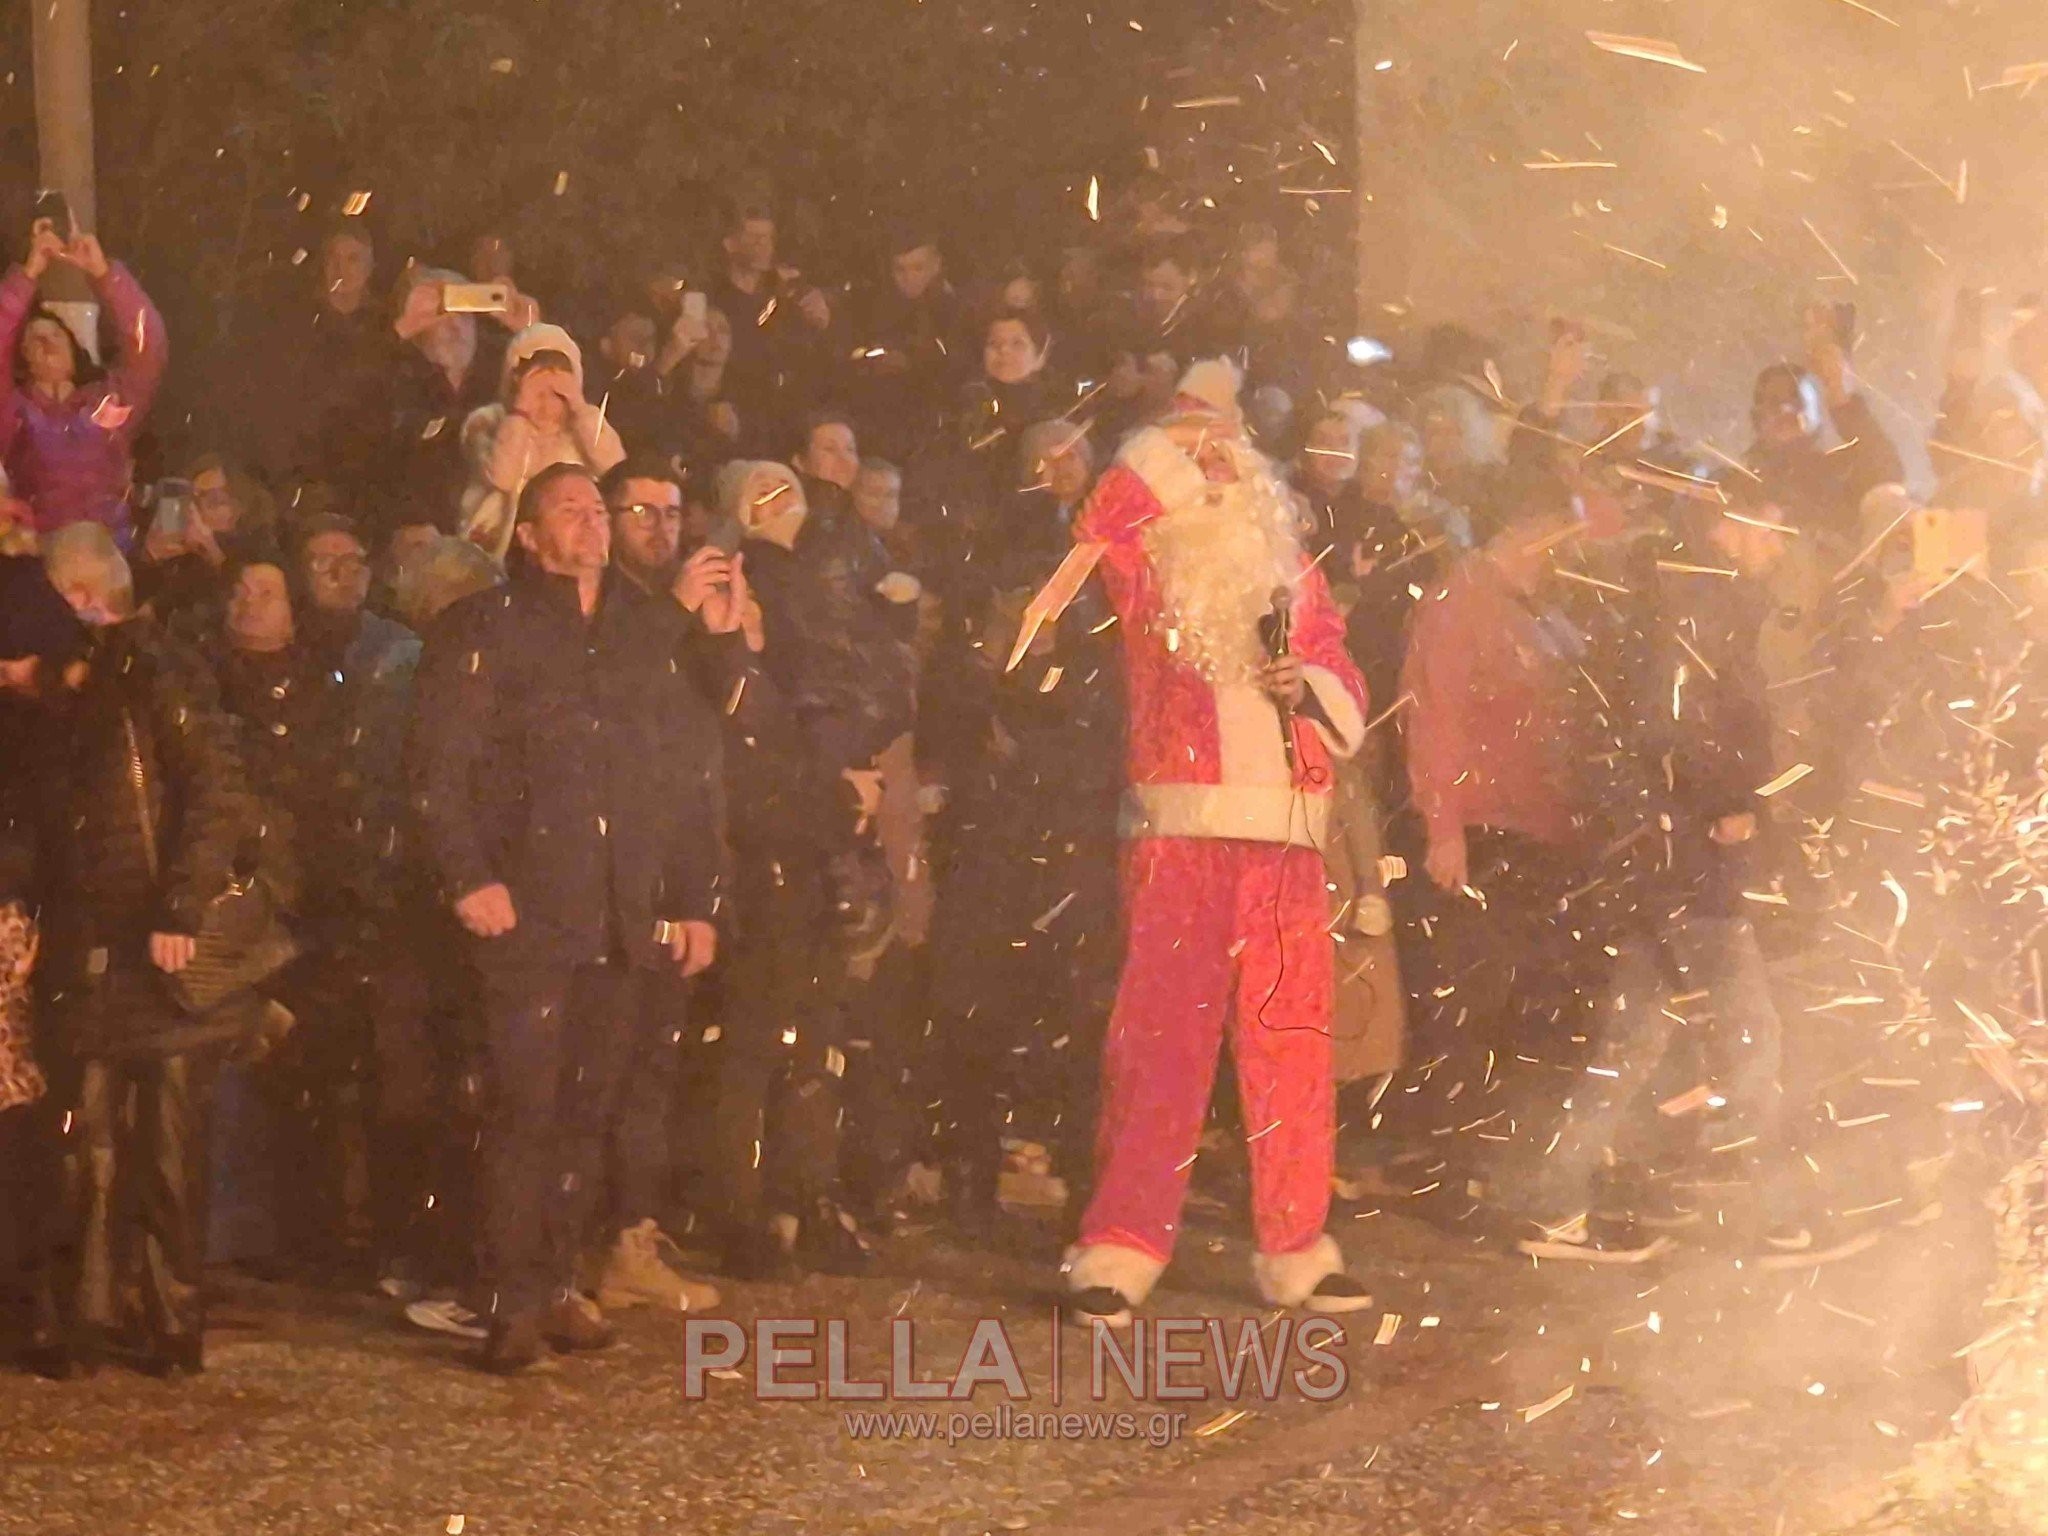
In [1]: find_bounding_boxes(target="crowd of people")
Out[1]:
[0,177,2041,1376]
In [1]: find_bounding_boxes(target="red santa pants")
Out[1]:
[1077,836,1334,1264]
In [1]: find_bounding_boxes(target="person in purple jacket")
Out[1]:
[0,219,168,546]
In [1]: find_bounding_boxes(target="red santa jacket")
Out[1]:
[1076,427,1369,848]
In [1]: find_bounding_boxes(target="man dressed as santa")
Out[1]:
[1061,359,1375,1326]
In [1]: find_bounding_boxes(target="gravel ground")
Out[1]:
[0,1193,1989,1536]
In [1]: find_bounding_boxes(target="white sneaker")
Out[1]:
[405,1297,488,1341]
[1517,1213,1673,1265]
[1756,1228,1881,1272]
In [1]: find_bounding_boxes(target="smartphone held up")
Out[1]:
[442,281,513,315]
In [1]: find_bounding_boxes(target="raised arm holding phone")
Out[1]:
[0,216,168,544]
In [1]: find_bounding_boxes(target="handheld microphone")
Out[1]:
[1262,586,1293,659]
[1260,586,1296,772]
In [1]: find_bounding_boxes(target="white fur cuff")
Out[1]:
[1064,1242,1168,1306]
[1116,427,1211,515]
[1252,1233,1344,1307]
[1302,665,1368,761]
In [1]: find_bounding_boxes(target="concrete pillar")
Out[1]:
[32,0,97,314]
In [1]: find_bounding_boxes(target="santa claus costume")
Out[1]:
[1063,361,1375,1325]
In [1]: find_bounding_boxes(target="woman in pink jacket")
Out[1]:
[0,221,168,546]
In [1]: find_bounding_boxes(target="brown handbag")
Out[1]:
[122,707,300,1016]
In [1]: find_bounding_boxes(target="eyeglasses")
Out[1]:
[616,502,684,526]
[309,554,368,576]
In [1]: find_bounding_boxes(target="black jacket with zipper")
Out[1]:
[1593,534,1778,922]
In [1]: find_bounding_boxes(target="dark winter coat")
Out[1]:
[847,279,973,462]
[30,617,262,1055]
[210,613,416,953]
[1598,536,1778,919]
[1745,393,1904,549]
[409,563,725,975]
[255,300,390,499]
[701,267,836,449]
[747,488,920,775]
[370,335,504,540]
[301,607,421,925]
[931,572,1124,863]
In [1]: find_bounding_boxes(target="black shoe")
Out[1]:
[1064,1286,1134,1330]
[64,1322,115,1377]
[945,1158,1000,1239]
[139,1331,204,1379]
[19,1319,84,1381]
[1631,1184,1704,1233]
[20,1343,77,1380]
[797,1198,876,1276]
[541,1293,616,1353]
[479,1311,547,1375]
[725,1217,804,1283]
[20,1285,79,1379]
[1303,1273,1376,1314]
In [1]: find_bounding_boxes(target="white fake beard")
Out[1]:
[1141,444,1306,684]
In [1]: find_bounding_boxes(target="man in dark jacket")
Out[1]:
[1502,496,1810,1264]
[1744,309,1907,550]
[582,457,736,1310]
[32,524,262,1375]
[702,205,837,452]
[371,269,505,542]
[711,457,904,1276]
[921,501,1124,1226]
[845,232,970,462]
[251,226,390,507]
[409,462,724,1373]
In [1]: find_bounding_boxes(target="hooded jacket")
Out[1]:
[0,262,168,545]
[458,324,626,560]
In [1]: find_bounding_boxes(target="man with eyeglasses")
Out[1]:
[599,453,871,1281]
[271,514,432,1292]
[602,455,757,636]
[603,458,688,596]
[290,517,421,862]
